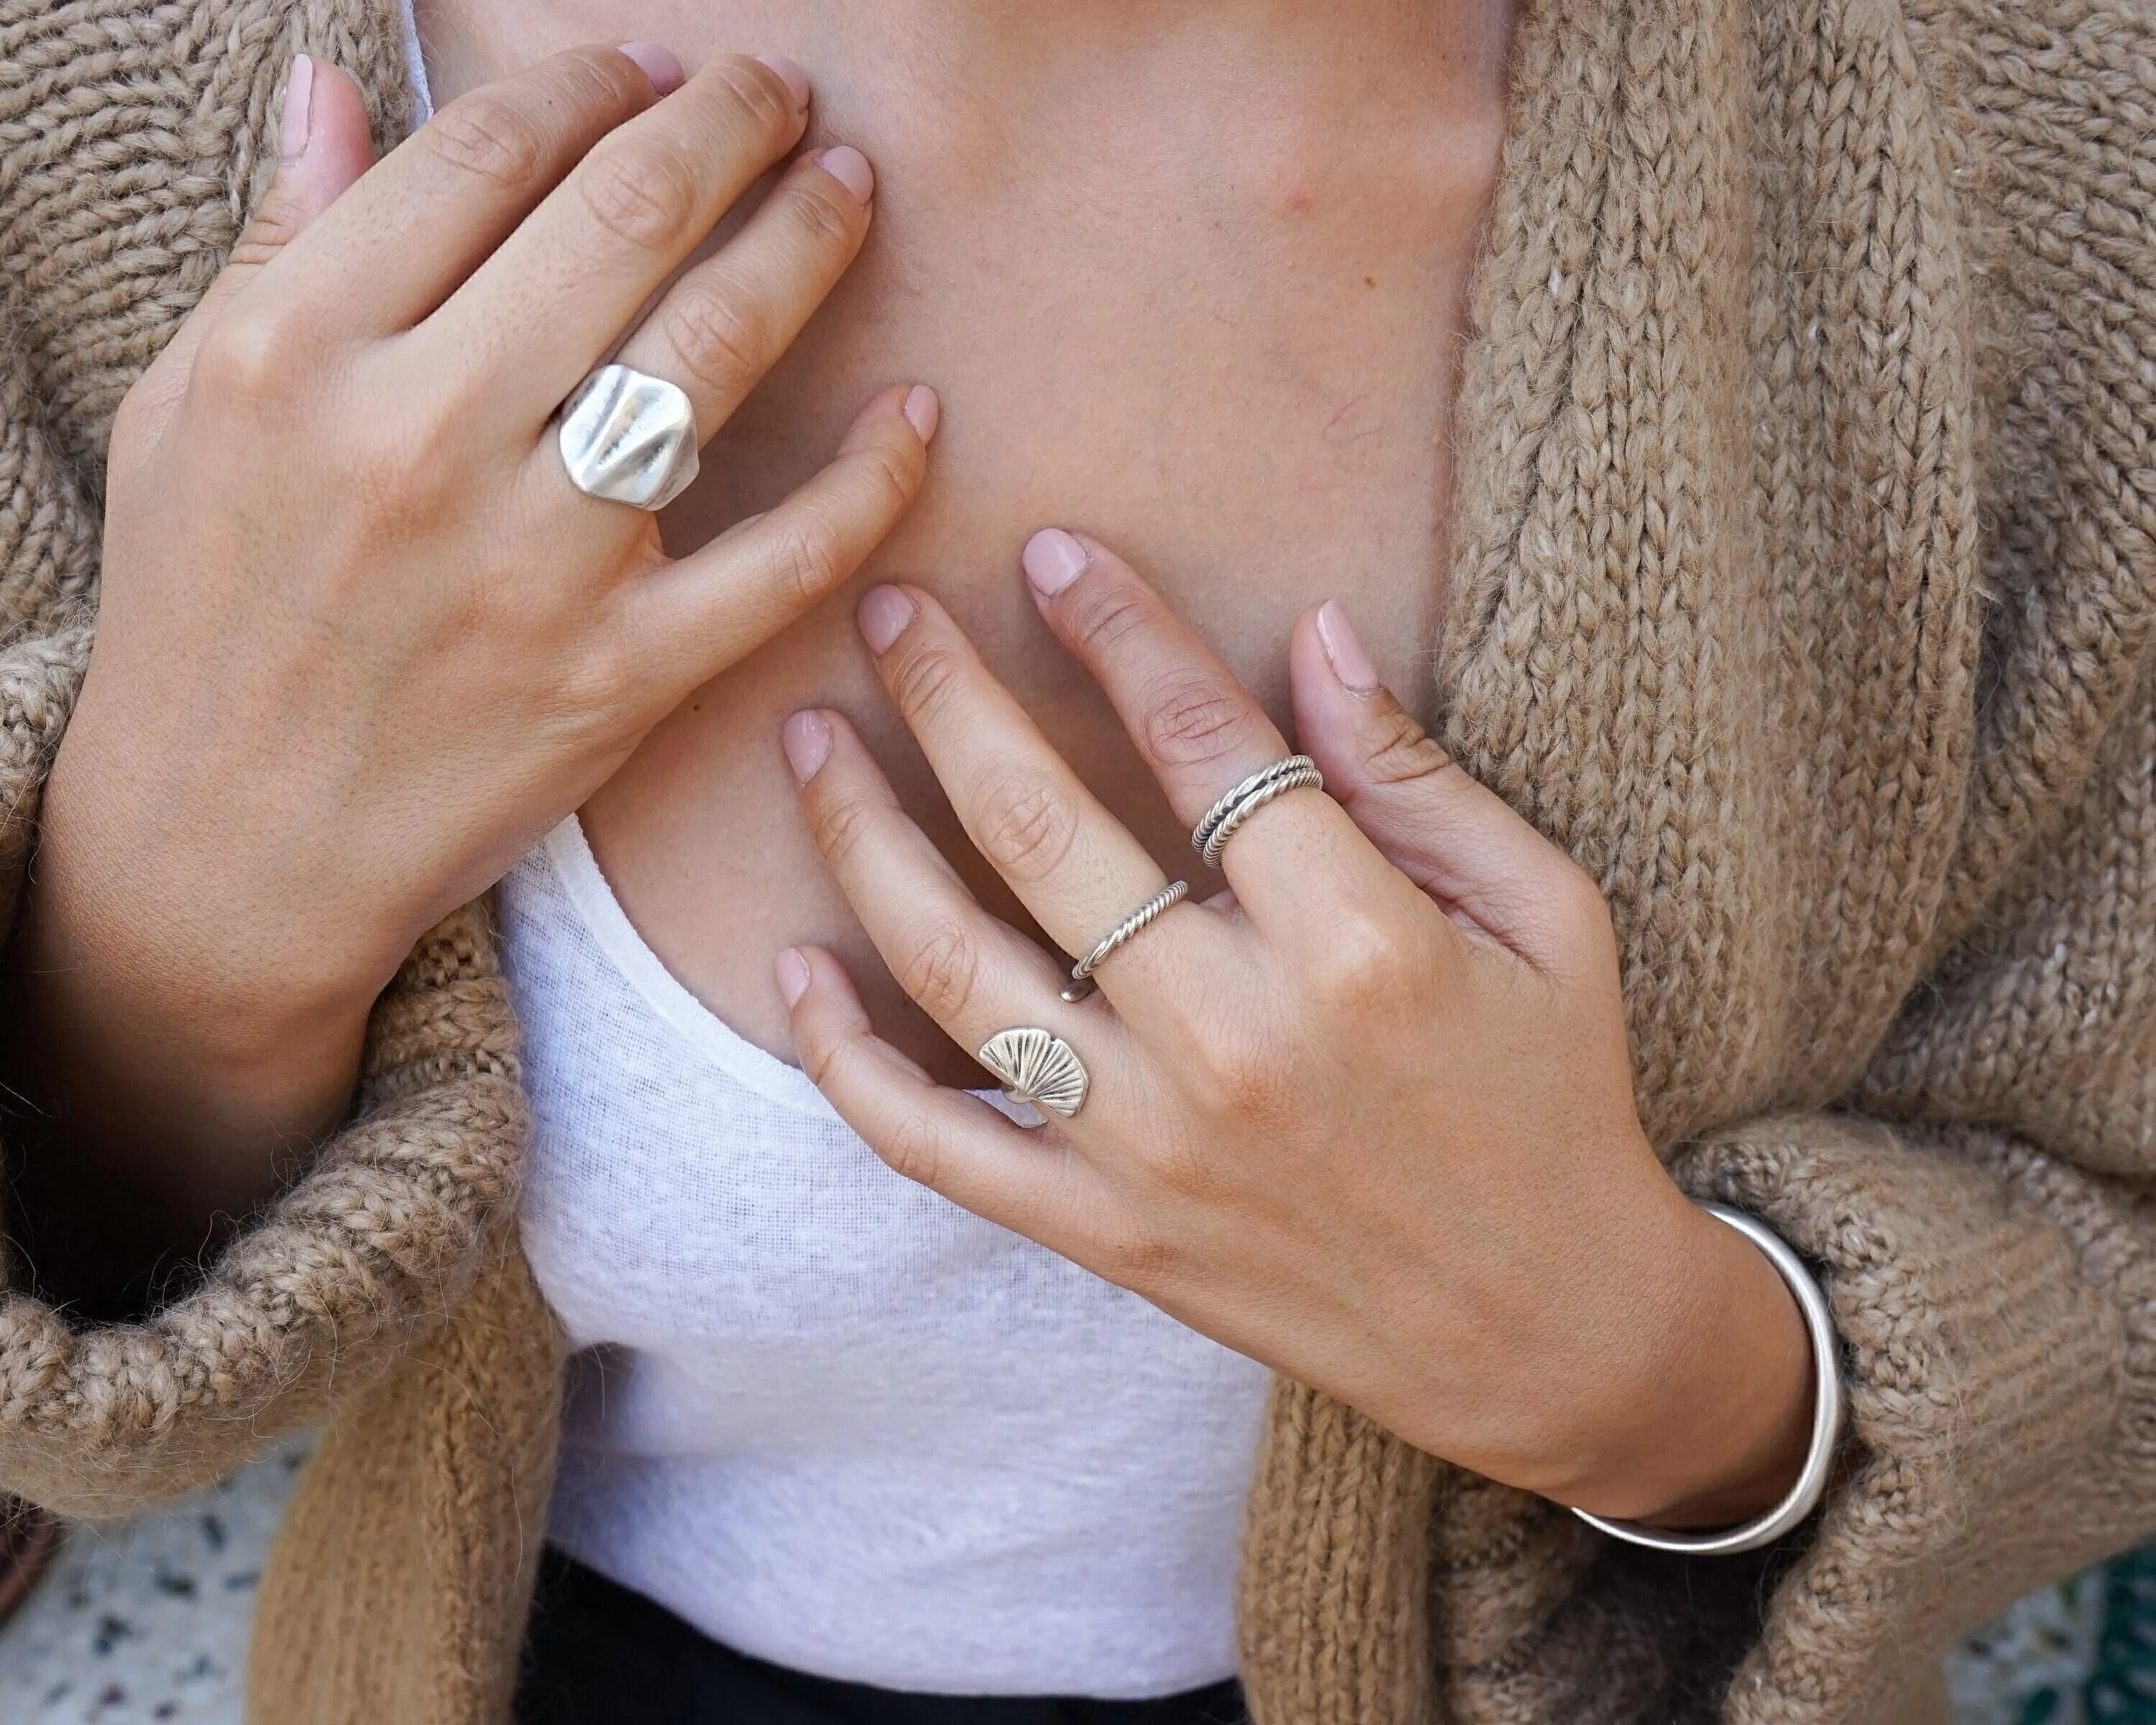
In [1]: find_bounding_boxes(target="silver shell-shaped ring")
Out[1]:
[557,362,701,511]
[1061,880,1189,1003]
[1192,755,1325,870]
[978,1027,1089,1121]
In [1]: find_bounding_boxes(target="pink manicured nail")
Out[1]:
[775,947,813,1007]
[280,55,315,161]
[1317,599,1381,696]
[857,585,916,655]
[757,53,811,111]
[902,385,941,444]
[819,145,875,204]
[782,710,833,783]
[1022,529,1090,598]
[619,42,686,96]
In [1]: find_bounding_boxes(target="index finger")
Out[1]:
[257,45,674,339]
[1018,530,1380,921]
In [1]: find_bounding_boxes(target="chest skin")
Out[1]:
[415,0,1511,1082]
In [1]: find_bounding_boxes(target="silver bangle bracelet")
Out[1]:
[1570,1202,1846,1557]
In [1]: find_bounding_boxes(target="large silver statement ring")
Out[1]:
[557,363,701,511]
[979,1027,1089,1121]
[1061,880,1189,1003]
[1192,755,1325,870]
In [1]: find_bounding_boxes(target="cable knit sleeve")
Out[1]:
[1669,673,2156,1714]
[0,0,533,1518]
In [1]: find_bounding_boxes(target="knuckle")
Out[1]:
[708,55,804,146]
[1361,704,1453,786]
[784,173,862,249]
[425,92,550,190]
[895,919,980,1021]
[972,772,1079,884]
[193,306,311,408]
[847,438,924,520]
[808,787,880,873]
[883,638,967,727]
[660,276,768,397]
[579,137,701,249]
[880,1107,944,1190]
[1096,1218,1177,1291]
[1305,911,1416,1010]
[1061,581,1154,660]
[768,512,846,608]
[231,193,305,270]
[1193,1024,1294,1120]
[561,628,640,722]
[1141,673,1254,771]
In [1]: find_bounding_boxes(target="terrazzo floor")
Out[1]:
[0,1443,2101,1724]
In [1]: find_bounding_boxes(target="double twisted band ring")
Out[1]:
[1192,755,1325,870]
[979,1027,1089,1121]
[558,362,701,511]
[1061,880,1189,1003]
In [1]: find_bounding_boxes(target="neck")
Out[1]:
[418,0,1514,122]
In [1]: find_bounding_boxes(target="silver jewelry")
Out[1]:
[978,1027,1089,1121]
[1192,755,1325,870]
[1061,880,1189,1003]
[557,362,701,510]
[1570,1203,1846,1557]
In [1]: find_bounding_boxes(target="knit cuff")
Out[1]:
[1672,1111,2156,1723]
[0,901,530,1519]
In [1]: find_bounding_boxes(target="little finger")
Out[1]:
[780,945,1111,1257]
[783,707,1136,1075]
[619,384,936,691]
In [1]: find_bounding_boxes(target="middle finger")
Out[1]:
[853,584,1224,1002]
[425,52,812,427]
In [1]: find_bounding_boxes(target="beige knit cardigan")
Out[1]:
[1,0,2152,1720]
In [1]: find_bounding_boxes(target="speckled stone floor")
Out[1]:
[0,1440,309,1724]
[0,1440,2106,1724]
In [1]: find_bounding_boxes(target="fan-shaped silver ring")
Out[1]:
[557,362,701,511]
[978,1027,1089,1121]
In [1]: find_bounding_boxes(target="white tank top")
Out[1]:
[499,819,1271,1696]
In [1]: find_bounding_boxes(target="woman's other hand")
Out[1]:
[777,534,1812,1527]
[14,47,934,1280]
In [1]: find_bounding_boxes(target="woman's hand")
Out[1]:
[17,46,933,1257]
[776,532,1813,1526]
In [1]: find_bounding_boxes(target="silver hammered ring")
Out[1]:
[1061,880,1189,1003]
[557,362,701,511]
[1192,755,1325,870]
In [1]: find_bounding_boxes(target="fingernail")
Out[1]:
[782,710,833,783]
[902,385,941,444]
[775,947,813,1007]
[819,145,875,205]
[619,42,686,96]
[280,55,315,162]
[757,53,811,111]
[857,585,917,656]
[1317,599,1381,696]
[1022,529,1090,598]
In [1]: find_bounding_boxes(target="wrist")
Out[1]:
[1560,1186,1816,1527]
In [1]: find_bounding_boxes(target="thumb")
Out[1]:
[121,56,377,441]
[1289,600,1601,972]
